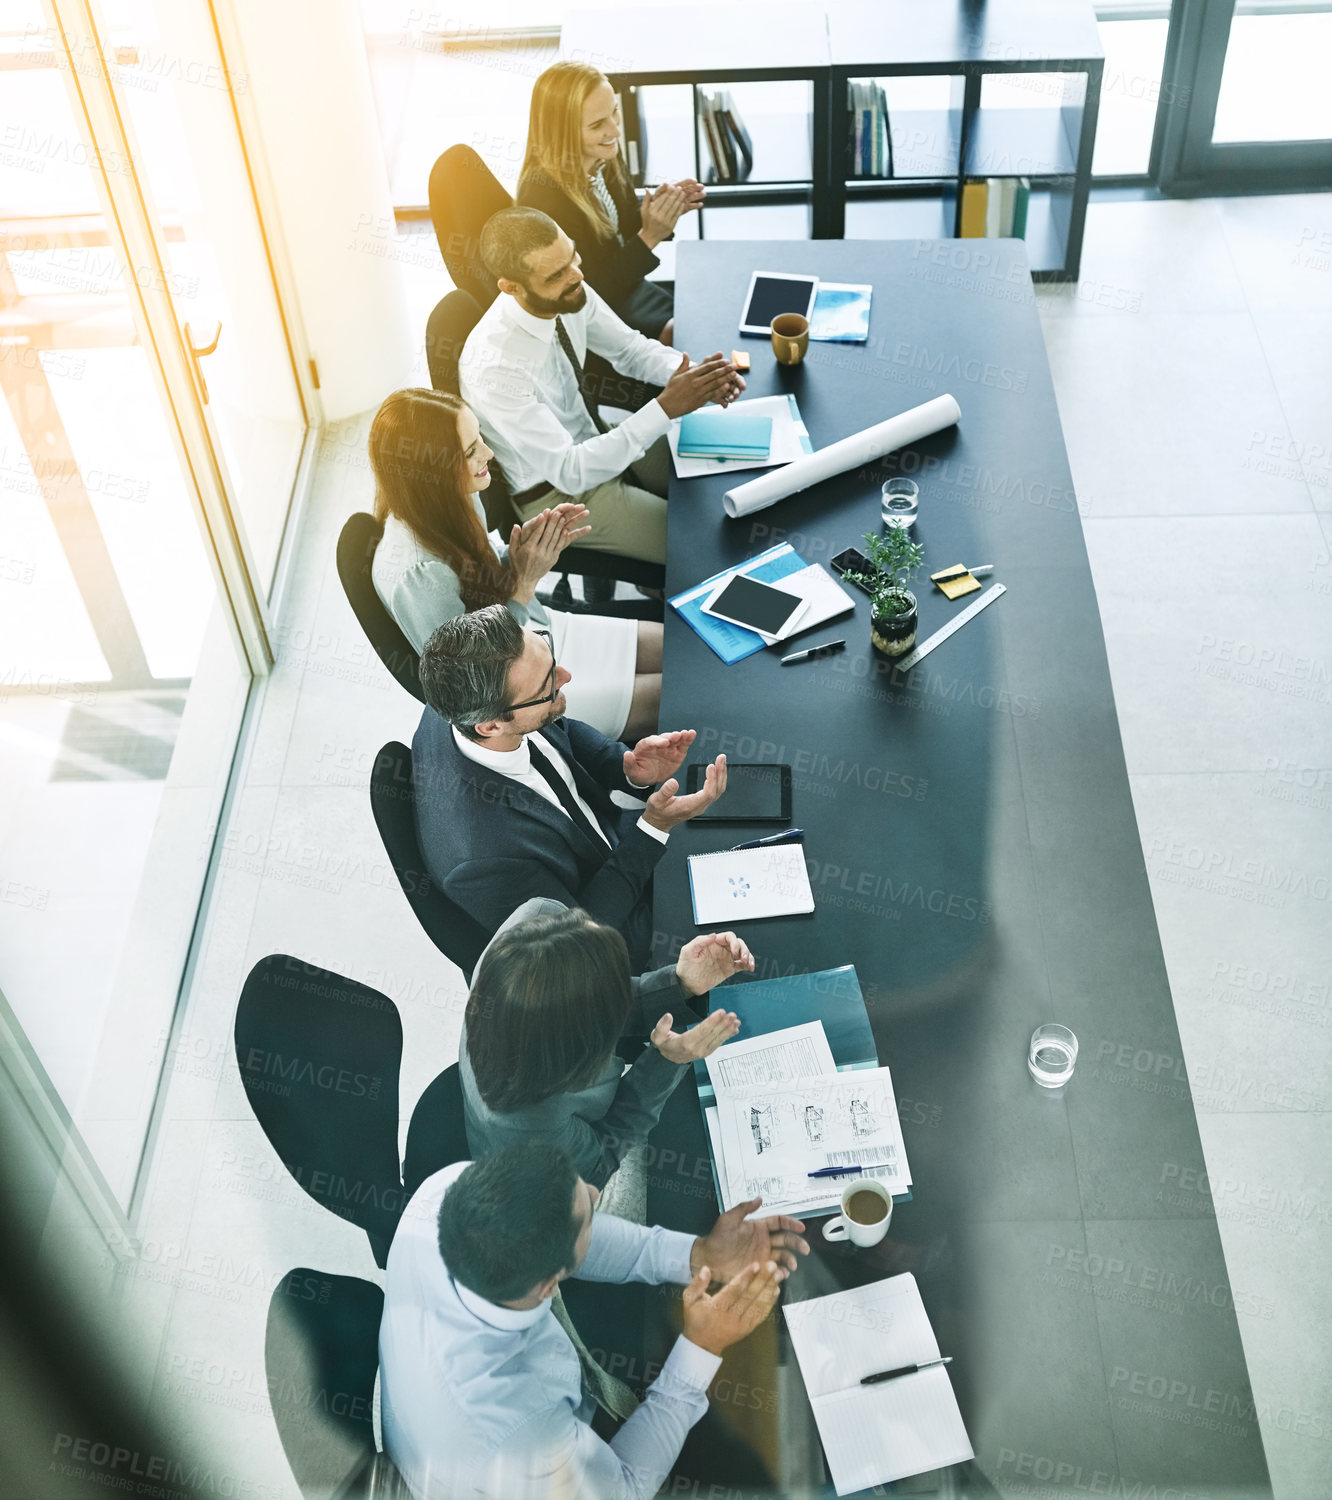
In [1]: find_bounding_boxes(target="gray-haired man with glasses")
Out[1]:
[411,605,727,968]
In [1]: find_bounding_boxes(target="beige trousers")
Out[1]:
[515,435,670,564]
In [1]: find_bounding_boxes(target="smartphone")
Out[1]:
[830,547,879,597]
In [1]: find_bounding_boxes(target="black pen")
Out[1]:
[807,1165,862,1179]
[781,639,846,665]
[731,828,805,851]
[861,1357,953,1386]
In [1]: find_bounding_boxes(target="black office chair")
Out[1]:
[423,290,665,608]
[265,1269,398,1500]
[370,741,492,976]
[335,513,426,704]
[235,956,406,1268]
[402,1062,470,1196]
[428,145,509,309]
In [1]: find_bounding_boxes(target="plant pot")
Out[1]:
[869,591,918,657]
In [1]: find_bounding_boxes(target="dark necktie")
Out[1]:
[554,315,611,435]
[526,736,610,848]
[550,1288,640,1422]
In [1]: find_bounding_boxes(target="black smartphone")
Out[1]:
[830,547,879,596]
[683,762,792,823]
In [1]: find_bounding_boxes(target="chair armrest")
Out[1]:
[537,592,664,623]
[559,547,665,591]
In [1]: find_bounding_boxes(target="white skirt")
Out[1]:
[547,606,637,740]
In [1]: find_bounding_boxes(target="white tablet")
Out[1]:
[738,271,819,336]
[702,573,810,641]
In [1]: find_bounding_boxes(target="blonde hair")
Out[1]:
[520,60,628,243]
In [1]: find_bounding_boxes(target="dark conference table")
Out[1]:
[644,240,1272,1499]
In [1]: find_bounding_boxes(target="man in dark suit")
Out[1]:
[412,605,726,969]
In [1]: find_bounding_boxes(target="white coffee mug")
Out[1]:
[822,1178,893,1247]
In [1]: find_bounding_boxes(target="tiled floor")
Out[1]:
[121,193,1331,1498]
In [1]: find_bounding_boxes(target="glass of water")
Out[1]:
[881,478,919,529]
[1028,1024,1078,1088]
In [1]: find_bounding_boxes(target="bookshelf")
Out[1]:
[561,0,1103,283]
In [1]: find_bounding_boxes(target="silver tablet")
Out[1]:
[738,270,819,336]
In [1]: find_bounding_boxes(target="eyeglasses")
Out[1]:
[504,629,561,713]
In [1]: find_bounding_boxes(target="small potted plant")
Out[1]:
[844,527,925,657]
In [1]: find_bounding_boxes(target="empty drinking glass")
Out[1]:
[1028,1024,1078,1087]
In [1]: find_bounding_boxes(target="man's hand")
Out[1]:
[690,1198,810,1283]
[656,353,747,419]
[641,755,726,832]
[623,729,695,786]
[676,932,754,996]
[650,1007,740,1064]
[681,1260,785,1358]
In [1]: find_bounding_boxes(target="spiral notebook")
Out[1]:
[687,844,815,924]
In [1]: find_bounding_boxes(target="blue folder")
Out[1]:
[678,411,773,459]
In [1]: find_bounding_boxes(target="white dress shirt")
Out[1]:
[458,283,681,496]
[451,727,669,846]
[379,1162,720,1500]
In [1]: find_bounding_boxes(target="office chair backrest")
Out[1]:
[423,291,517,534]
[266,1268,384,1500]
[428,145,511,309]
[424,289,481,396]
[235,956,406,1267]
[336,512,426,704]
[402,1063,470,1197]
[370,741,492,977]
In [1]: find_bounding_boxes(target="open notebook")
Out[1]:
[784,1274,973,1495]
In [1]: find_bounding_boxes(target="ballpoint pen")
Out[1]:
[807,1165,862,1179]
[732,828,805,851]
[969,565,994,577]
[861,1357,953,1386]
[781,639,846,665]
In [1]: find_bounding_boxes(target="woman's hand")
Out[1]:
[507,505,591,602]
[672,177,706,212]
[639,183,687,248]
[651,1008,740,1065]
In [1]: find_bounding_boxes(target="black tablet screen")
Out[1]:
[744,275,814,328]
[707,574,802,636]
[685,763,789,821]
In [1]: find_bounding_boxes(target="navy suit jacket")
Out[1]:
[411,712,666,969]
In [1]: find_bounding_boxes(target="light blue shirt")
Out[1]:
[379,1161,720,1500]
[371,505,549,655]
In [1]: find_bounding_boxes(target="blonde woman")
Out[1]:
[518,60,703,344]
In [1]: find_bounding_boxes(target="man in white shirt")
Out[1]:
[379,1143,808,1500]
[411,605,727,968]
[459,206,745,564]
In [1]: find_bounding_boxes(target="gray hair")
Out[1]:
[480,207,560,286]
[419,605,524,738]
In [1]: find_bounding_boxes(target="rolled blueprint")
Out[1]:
[722,393,962,519]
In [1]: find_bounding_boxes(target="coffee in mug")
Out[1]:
[822,1177,893,1248]
[847,1189,888,1225]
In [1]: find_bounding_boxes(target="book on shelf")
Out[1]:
[847,82,891,179]
[719,90,753,179]
[615,88,646,185]
[965,176,1030,239]
[700,90,752,184]
[960,178,987,237]
[1011,177,1031,239]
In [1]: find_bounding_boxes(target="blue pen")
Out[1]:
[732,828,805,852]
[807,1165,863,1179]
